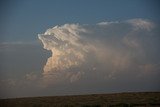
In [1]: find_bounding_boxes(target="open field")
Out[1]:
[0,92,160,107]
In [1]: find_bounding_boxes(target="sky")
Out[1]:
[0,0,160,98]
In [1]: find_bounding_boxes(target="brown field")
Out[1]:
[0,92,160,107]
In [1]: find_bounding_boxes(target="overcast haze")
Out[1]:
[0,0,160,98]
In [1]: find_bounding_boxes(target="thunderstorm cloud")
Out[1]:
[1,18,160,98]
[38,18,160,86]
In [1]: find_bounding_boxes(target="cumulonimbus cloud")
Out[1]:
[38,24,94,85]
[38,18,160,86]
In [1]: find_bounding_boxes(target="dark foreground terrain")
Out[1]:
[0,92,160,107]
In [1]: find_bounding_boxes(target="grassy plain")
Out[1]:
[0,92,160,107]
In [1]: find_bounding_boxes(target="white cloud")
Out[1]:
[126,18,154,31]
[1,18,160,98]
[97,21,119,25]
[38,18,159,86]
[38,24,94,84]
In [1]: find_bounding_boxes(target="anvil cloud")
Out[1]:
[38,19,160,86]
[1,19,160,98]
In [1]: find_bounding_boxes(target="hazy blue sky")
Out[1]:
[1,0,160,42]
[0,0,160,98]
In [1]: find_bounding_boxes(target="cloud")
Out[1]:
[38,24,96,84]
[0,41,40,52]
[0,41,39,45]
[97,21,119,25]
[1,18,160,98]
[25,72,38,81]
[126,19,154,31]
[38,18,160,86]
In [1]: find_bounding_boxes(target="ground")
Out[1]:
[0,92,160,107]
